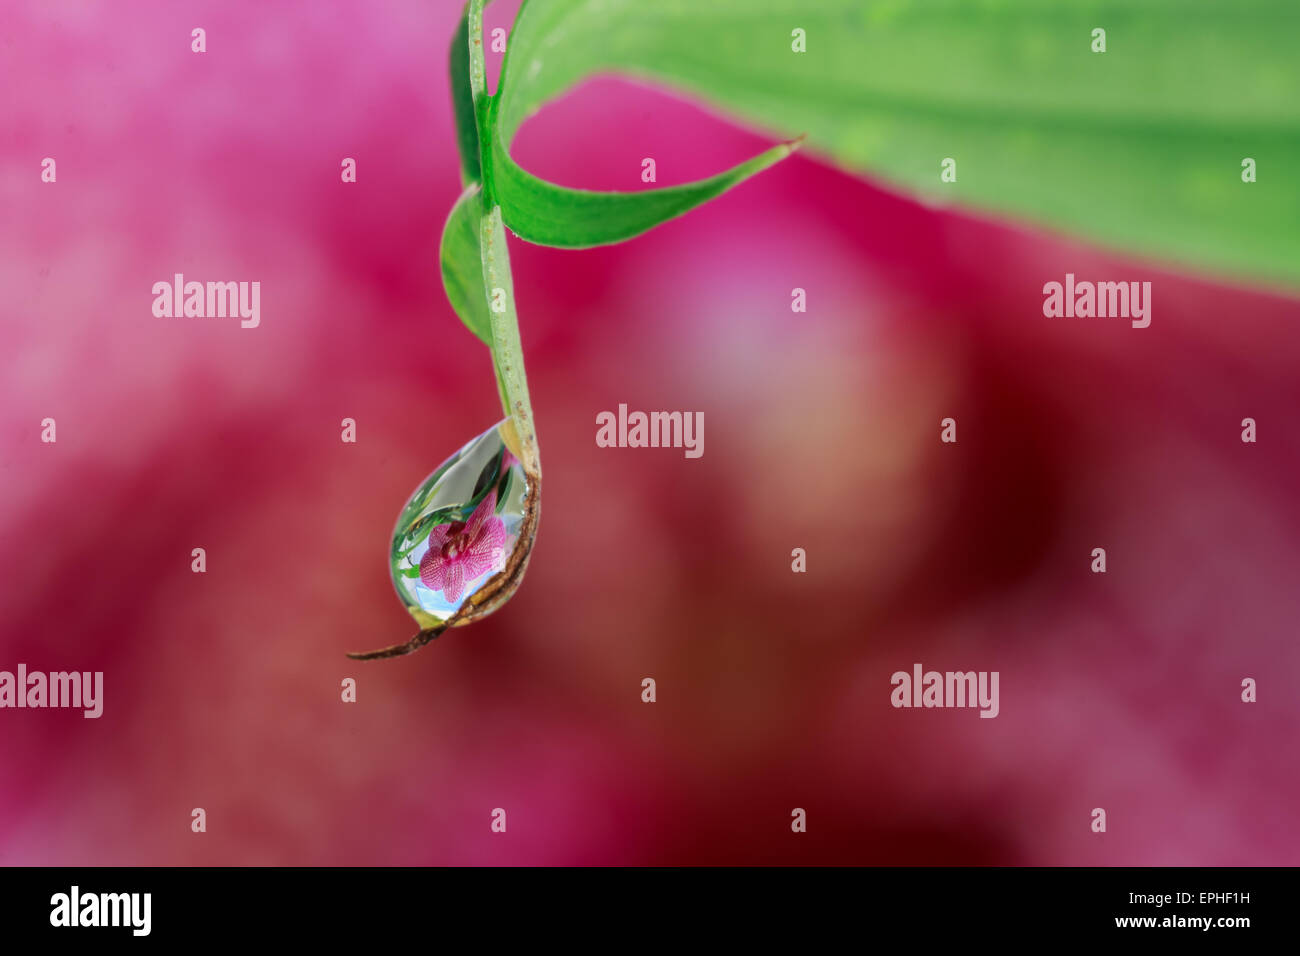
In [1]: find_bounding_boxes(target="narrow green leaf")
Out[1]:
[485,2,800,247]
[494,0,1300,289]
[449,5,481,184]
[440,186,492,347]
[490,130,799,247]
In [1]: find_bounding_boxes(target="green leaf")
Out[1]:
[484,4,801,247]
[489,129,799,247]
[449,5,481,184]
[440,186,492,347]
[493,0,1300,289]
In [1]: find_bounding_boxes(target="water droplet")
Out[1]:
[349,418,538,660]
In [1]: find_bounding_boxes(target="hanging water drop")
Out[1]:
[348,417,539,660]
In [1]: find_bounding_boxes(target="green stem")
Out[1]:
[467,0,488,107]
[468,0,539,476]
[480,206,539,474]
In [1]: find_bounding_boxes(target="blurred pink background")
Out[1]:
[3,0,1298,865]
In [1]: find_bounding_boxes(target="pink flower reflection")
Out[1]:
[418,491,507,604]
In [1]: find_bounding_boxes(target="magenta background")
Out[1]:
[3,0,1299,865]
